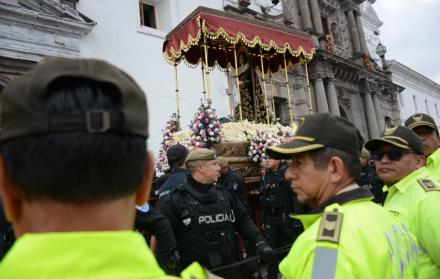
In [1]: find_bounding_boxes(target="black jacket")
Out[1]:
[157,175,264,276]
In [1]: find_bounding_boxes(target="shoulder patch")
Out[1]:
[417,178,440,192]
[316,210,343,244]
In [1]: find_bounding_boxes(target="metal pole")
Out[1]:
[203,36,212,102]
[174,64,181,128]
[269,72,276,119]
[259,48,270,124]
[201,61,207,105]
[283,54,294,126]
[304,62,313,114]
[233,46,243,122]
[225,47,235,119]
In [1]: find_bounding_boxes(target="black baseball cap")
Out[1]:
[167,144,188,166]
[0,57,148,142]
[404,113,438,134]
[266,113,364,159]
[365,125,424,155]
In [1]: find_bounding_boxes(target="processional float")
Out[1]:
[163,6,315,126]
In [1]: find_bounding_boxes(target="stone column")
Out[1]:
[313,78,329,113]
[372,93,384,133]
[326,79,340,116]
[309,0,324,35]
[346,10,361,55]
[282,0,300,28]
[299,0,313,32]
[355,13,369,55]
[363,92,380,139]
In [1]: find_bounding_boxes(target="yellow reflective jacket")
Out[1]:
[279,187,439,279]
[426,148,440,182]
[0,231,208,279]
[383,167,440,268]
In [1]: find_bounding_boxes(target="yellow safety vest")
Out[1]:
[384,167,440,268]
[0,231,208,279]
[279,194,438,278]
[426,148,440,182]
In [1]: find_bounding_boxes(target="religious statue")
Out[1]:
[230,45,267,123]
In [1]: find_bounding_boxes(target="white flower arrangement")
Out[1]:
[155,113,180,172]
[247,131,284,163]
[189,101,223,148]
[221,120,296,142]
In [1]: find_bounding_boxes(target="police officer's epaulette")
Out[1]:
[316,209,343,244]
[417,178,440,192]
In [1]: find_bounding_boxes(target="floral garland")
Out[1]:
[156,113,180,172]
[248,131,289,163]
[190,101,223,148]
[221,120,296,143]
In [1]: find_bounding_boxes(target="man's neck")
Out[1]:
[15,197,136,237]
[313,179,355,210]
[191,172,212,185]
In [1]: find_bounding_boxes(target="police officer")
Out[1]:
[135,202,181,275]
[266,113,438,278]
[366,125,440,268]
[158,148,273,279]
[0,58,208,278]
[258,156,303,279]
[405,113,440,181]
[357,147,384,204]
[159,144,189,199]
[217,156,247,208]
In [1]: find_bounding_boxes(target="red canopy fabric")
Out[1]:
[163,7,315,72]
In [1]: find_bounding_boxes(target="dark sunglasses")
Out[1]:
[371,149,412,161]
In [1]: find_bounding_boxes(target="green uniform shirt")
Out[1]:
[427,148,440,182]
[279,188,439,279]
[384,167,440,267]
[0,231,207,279]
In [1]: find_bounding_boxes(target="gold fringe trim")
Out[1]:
[269,144,324,155]
[291,136,315,142]
[407,121,437,130]
[372,138,410,150]
[164,16,316,66]
[382,136,409,145]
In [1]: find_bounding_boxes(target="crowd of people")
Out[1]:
[0,57,439,278]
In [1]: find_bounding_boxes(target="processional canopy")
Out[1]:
[163,6,315,73]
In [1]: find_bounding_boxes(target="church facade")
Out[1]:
[0,0,405,152]
[222,0,401,140]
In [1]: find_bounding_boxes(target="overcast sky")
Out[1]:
[373,0,440,84]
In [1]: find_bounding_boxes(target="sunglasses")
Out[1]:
[371,149,412,161]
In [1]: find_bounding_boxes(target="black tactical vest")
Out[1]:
[260,164,293,215]
[172,183,240,269]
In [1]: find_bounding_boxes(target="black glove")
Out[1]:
[158,250,181,275]
[256,240,273,262]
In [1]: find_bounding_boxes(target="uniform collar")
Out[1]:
[311,186,372,213]
[385,167,427,194]
[427,147,440,166]
[291,186,373,229]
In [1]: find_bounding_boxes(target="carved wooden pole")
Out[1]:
[233,45,243,122]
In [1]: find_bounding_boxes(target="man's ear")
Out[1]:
[415,154,426,168]
[328,156,345,183]
[135,151,154,206]
[0,156,23,223]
